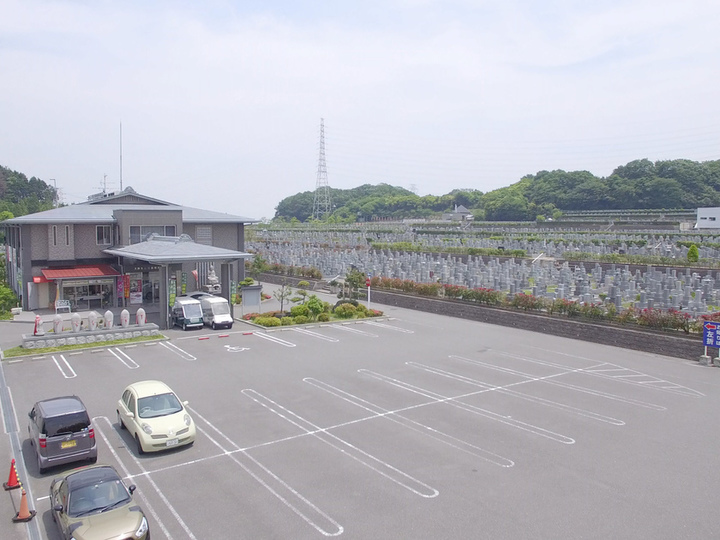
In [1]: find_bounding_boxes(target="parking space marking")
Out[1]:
[187,406,343,537]
[159,341,197,361]
[108,347,140,369]
[52,354,77,378]
[497,350,704,398]
[362,321,415,333]
[291,328,340,342]
[243,389,439,498]
[254,332,297,347]
[360,369,575,445]
[332,325,378,337]
[94,416,197,540]
[452,355,666,411]
[224,345,251,352]
[410,361,625,426]
[304,378,515,468]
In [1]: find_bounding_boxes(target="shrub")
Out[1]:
[293,315,310,324]
[280,317,294,326]
[317,312,330,322]
[242,312,260,321]
[334,299,359,309]
[510,293,547,311]
[290,305,310,318]
[617,307,638,325]
[579,302,605,320]
[334,303,358,318]
[255,317,281,327]
[368,309,383,317]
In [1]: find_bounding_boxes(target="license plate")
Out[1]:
[166,438,179,447]
[61,440,77,449]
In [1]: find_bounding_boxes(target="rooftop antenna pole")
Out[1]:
[312,118,332,220]
[119,121,123,191]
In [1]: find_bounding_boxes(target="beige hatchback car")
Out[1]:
[117,380,196,454]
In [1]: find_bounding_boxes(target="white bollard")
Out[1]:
[70,313,81,333]
[120,309,130,328]
[53,315,63,334]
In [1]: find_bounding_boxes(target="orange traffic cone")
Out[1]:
[12,489,36,522]
[3,459,20,491]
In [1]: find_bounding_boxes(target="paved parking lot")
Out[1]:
[2,303,720,539]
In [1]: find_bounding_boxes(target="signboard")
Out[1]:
[230,280,237,305]
[181,272,187,295]
[168,278,177,308]
[703,321,720,347]
[123,275,131,299]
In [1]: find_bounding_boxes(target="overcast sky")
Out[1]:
[3,0,720,220]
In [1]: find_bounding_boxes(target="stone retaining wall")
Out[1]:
[22,324,161,349]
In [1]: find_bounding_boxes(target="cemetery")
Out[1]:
[246,223,720,338]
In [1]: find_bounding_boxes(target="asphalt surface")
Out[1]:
[1,291,719,539]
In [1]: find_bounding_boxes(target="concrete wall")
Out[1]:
[47,224,75,261]
[113,209,183,245]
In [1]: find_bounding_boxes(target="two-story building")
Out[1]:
[1,186,256,327]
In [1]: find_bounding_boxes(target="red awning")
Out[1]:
[41,265,121,280]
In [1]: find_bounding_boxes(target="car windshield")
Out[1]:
[183,304,202,318]
[68,480,130,517]
[137,392,183,419]
[213,303,230,315]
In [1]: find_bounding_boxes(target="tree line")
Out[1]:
[274,158,720,222]
[0,165,57,220]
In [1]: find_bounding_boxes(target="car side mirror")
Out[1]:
[128,485,136,494]
[126,412,135,419]
[182,401,189,406]
[53,504,64,513]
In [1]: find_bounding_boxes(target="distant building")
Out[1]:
[696,208,720,229]
[442,205,473,221]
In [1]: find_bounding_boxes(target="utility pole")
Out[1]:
[312,118,332,221]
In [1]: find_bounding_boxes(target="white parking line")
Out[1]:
[52,354,77,378]
[304,378,515,468]
[362,321,415,333]
[450,354,666,411]
[108,347,140,369]
[187,406,343,537]
[291,328,340,342]
[242,389,439,498]
[94,416,197,540]
[332,325,378,337]
[410,361,625,426]
[360,369,575,445]
[254,332,297,347]
[159,341,197,361]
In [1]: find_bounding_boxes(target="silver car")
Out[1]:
[28,396,97,473]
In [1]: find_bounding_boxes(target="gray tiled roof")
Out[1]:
[103,234,252,263]
[3,187,257,224]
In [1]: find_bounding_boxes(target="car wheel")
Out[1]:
[88,455,97,464]
[117,410,125,430]
[135,434,145,455]
[212,322,216,330]
[182,322,187,331]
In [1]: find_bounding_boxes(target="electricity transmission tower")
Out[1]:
[312,118,332,220]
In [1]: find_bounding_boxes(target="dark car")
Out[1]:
[49,465,149,540]
[28,396,97,473]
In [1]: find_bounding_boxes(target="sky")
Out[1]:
[2,0,720,220]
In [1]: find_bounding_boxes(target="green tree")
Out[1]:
[273,282,294,312]
[306,295,325,320]
[687,244,700,263]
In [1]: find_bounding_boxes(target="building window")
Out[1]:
[129,225,178,244]
[195,226,212,245]
[65,225,70,245]
[96,225,112,245]
[711,217,717,221]
[52,226,57,246]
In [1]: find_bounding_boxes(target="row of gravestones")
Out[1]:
[252,229,720,260]
[249,240,720,315]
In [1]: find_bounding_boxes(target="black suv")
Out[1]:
[28,396,97,473]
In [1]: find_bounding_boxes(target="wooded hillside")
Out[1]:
[274,158,720,222]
